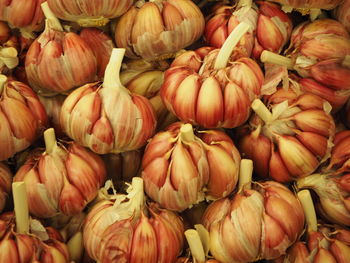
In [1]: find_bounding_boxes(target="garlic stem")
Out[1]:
[251,99,273,123]
[41,2,63,31]
[297,190,318,233]
[260,51,294,70]
[0,47,18,69]
[44,128,57,154]
[180,123,195,143]
[342,55,350,68]
[115,177,145,221]
[0,74,7,94]
[238,159,253,190]
[214,22,250,70]
[237,0,252,8]
[194,224,210,256]
[67,232,83,262]
[103,48,126,90]
[185,229,206,263]
[309,8,322,21]
[12,182,29,234]
[19,28,36,40]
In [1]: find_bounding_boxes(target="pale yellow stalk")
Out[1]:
[237,0,253,8]
[214,22,251,70]
[238,159,253,190]
[41,2,63,31]
[180,123,195,143]
[251,99,273,123]
[44,128,57,154]
[67,232,83,262]
[185,229,206,263]
[12,182,29,234]
[260,50,294,70]
[297,189,317,233]
[103,48,129,95]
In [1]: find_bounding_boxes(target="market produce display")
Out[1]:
[0,0,349,262]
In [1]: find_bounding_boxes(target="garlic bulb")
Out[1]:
[296,130,350,226]
[253,1,293,60]
[60,48,157,154]
[25,2,97,95]
[161,22,264,129]
[204,0,257,59]
[14,128,106,218]
[261,19,350,105]
[238,86,335,182]
[202,160,305,262]
[83,177,184,263]
[0,75,47,161]
[274,190,350,263]
[115,0,205,60]
[142,122,241,211]
[47,0,132,27]
[0,0,45,35]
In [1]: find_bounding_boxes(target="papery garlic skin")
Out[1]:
[47,0,132,27]
[0,212,70,263]
[253,1,293,60]
[14,134,106,218]
[115,0,205,60]
[204,3,257,59]
[275,225,350,263]
[160,48,263,129]
[83,178,184,263]
[142,122,241,211]
[0,162,11,213]
[328,130,350,173]
[120,58,177,130]
[296,131,350,226]
[288,19,350,91]
[0,0,45,33]
[297,173,350,226]
[80,28,115,78]
[238,87,335,182]
[25,20,98,95]
[333,0,350,32]
[0,78,48,161]
[202,181,305,263]
[60,48,157,154]
[299,78,350,113]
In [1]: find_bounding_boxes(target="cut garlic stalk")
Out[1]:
[41,2,63,31]
[251,99,273,123]
[297,189,317,233]
[185,229,206,263]
[260,50,294,70]
[214,22,251,69]
[238,159,253,190]
[44,128,58,154]
[12,182,29,234]
[180,123,195,143]
[67,231,83,262]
